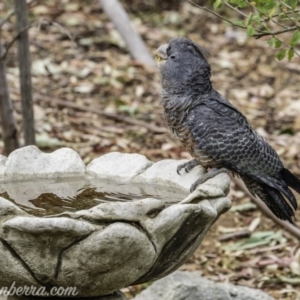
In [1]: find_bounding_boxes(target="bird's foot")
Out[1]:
[190,168,228,192]
[177,159,200,175]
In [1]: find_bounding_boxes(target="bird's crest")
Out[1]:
[170,37,210,60]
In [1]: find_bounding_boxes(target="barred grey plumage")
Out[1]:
[155,37,299,223]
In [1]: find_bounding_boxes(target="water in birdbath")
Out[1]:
[0,177,186,217]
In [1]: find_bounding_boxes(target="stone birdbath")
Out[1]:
[0,146,231,299]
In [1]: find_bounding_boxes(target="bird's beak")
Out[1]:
[155,44,168,66]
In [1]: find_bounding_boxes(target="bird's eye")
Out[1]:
[170,54,176,60]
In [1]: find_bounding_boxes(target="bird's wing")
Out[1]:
[186,97,283,177]
[188,96,298,217]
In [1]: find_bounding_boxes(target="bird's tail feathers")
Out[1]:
[263,185,295,224]
[242,175,296,224]
[282,168,300,196]
[255,174,298,210]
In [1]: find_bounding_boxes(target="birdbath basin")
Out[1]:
[0,146,231,299]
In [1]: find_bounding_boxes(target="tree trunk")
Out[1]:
[0,34,20,155]
[14,0,35,145]
[99,0,155,66]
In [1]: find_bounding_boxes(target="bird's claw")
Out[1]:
[177,165,184,175]
[177,165,190,175]
[177,159,199,176]
[190,182,198,193]
[189,167,228,193]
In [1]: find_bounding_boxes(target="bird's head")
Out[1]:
[155,37,211,94]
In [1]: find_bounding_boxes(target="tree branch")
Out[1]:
[0,23,33,61]
[14,0,36,146]
[189,0,299,42]
[1,17,79,61]
[245,0,287,29]
[253,26,298,38]
[99,0,155,66]
[281,7,300,28]
[264,9,300,21]
[0,35,20,155]
[0,0,38,29]
[188,1,247,30]
[0,10,14,29]
[223,0,248,18]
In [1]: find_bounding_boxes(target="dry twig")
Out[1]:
[0,10,14,29]
[218,229,252,241]
[253,26,298,38]
[0,23,33,61]
[34,93,167,134]
[0,0,39,29]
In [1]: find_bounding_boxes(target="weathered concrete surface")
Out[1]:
[87,152,153,181]
[0,197,25,217]
[3,146,85,180]
[181,172,231,202]
[0,195,230,296]
[135,198,231,284]
[57,222,156,296]
[0,147,232,297]
[0,240,42,289]
[87,154,230,198]
[72,198,165,222]
[2,216,96,285]
[0,155,6,189]
[133,271,275,300]
[132,159,205,191]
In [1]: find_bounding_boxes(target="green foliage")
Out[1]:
[276,49,287,60]
[214,0,222,9]
[288,48,295,60]
[247,25,256,36]
[211,0,300,60]
[290,29,300,46]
